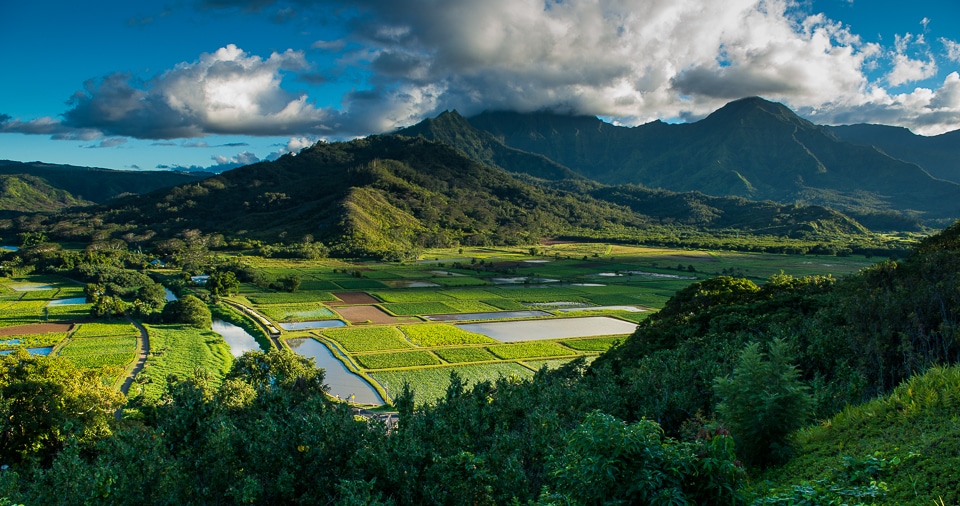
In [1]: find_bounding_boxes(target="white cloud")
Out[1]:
[942,37,960,63]
[59,44,339,139]
[886,33,937,86]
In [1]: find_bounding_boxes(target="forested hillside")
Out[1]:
[3,134,890,260]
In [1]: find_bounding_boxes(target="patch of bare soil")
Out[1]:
[331,292,380,305]
[336,305,413,324]
[0,323,73,337]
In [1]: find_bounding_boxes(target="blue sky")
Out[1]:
[2,0,959,172]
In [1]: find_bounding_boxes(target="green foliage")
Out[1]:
[256,303,336,322]
[356,350,440,370]
[401,324,496,346]
[0,350,124,463]
[160,295,212,328]
[321,326,413,352]
[545,411,744,505]
[714,340,813,468]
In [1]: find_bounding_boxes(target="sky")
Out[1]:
[2,0,960,172]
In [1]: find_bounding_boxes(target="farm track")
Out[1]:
[118,317,149,398]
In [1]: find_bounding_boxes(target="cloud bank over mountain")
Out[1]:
[3,0,960,144]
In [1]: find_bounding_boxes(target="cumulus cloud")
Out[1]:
[10,0,960,143]
[942,38,960,63]
[60,44,339,139]
[886,33,937,86]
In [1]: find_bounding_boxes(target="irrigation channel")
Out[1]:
[285,337,385,406]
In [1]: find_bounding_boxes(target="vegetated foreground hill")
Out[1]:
[0,160,208,206]
[37,135,873,258]
[465,97,960,228]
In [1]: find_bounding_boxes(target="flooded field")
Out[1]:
[278,320,347,331]
[457,316,637,342]
[211,319,266,358]
[0,347,53,356]
[286,337,383,405]
[46,297,87,306]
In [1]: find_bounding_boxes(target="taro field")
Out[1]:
[227,243,876,406]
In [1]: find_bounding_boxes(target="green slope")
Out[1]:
[0,174,91,212]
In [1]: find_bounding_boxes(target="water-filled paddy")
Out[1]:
[425,310,550,322]
[0,347,53,356]
[9,284,53,291]
[278,320,347,331]
[46,297,87,306]
[384,280,440,288]
[457,316,637,342]
[286,337,383,405]
[211,319,265,358]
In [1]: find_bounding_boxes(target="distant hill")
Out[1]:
[0,174,91,213]
[35,135,870,258]
[464,97,960,227]
[0,161,207,206]
[829,124,960,183]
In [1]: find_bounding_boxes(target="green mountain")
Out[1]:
[0,160,207,205]
[466,97,960,227]
[829,123,960,183]
[395,110,582,180]
[40,135,869,258]
[0,174,91,213]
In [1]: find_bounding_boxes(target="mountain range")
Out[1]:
[399,97,960,229]
[3,97,958,255]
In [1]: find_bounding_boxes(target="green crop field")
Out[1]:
[381,301,458,316]
[134,324,233,401]
[355,350,440,370]
[334,279,388,290]
[561,336,623,352]
[487,342,578,360]
[479,298,528,310]
[0,301,49,326]
[370,290,456,303]
[433,347,497,363]
[441,289,499,300]
[401,324,497,347]
[0,332,67,350]
[257,303,337,322]
[429,276,489,287]
[246,291,337,304]
[321,326,413,352]
[59,336,136,355]
[371,362,535,405]
[72,322,139,338]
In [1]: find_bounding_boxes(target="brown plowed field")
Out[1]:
[0,323,73,337]
[331,292,380,305]
[336,305,416,324]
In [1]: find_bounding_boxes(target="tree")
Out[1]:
[0,350,124,463]
[207,271,239,297]
[161,295,212,328]
[713,339,812,467]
